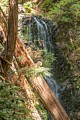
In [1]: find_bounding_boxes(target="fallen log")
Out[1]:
[15,38,70,120]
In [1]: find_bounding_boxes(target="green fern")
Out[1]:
[26,66,51,78]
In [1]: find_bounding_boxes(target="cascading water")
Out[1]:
[33,17,47,49]
[22,16,56,51]
[46,77,58,98]
[24,16,58,96]
[22,16,58,120]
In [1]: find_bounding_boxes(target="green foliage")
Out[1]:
[22,27,30,40]
[34,100,47,120]
[41,0,80,90]
[0,81,33,120]
[23,2,32,13]
[0,0,8,14]
[26,66,51,78]
[0,44,4,54]
[17,55,25,61]
[74,76,80,90]
[76,35,80,47]
[41,0,80,23]
[33,92,48,120]
[42,51,55,68]
[41,0,53,11]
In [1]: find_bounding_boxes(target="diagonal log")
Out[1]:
[15,38,70,120]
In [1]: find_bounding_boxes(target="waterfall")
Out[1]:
[21,16,58,98]
[23,16,55,51]
[22,16,58,120]
[33,17,47,49]
[45,77,58,98]
[29,16,59,96]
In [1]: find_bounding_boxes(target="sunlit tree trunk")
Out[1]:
[2,0,18,77]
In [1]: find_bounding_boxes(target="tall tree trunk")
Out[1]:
[3,0,18,77]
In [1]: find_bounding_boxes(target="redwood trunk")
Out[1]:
[3,0,18,77]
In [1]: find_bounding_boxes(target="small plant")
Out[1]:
[41,0,53,12]
[42,51,55,68]
[23,2,32,13]
[26,66,51,78]
[34,97,48,120]
[0,0,8,14]
[17,55,25,61]
[0,44,4,54]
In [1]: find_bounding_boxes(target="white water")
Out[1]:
[33,17,47,49]
[33,17,54,52]
[32,17,59,98]
[46,77,58,98]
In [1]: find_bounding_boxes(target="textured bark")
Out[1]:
[7,0,18,63]
[15,38,34,67]
[2,0,18,77]
[0,7,7,35]
[15,38,70,120]
[7,0,18,58]
[0,7,7,44]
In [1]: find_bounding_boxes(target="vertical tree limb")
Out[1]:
[3,0,18,77]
